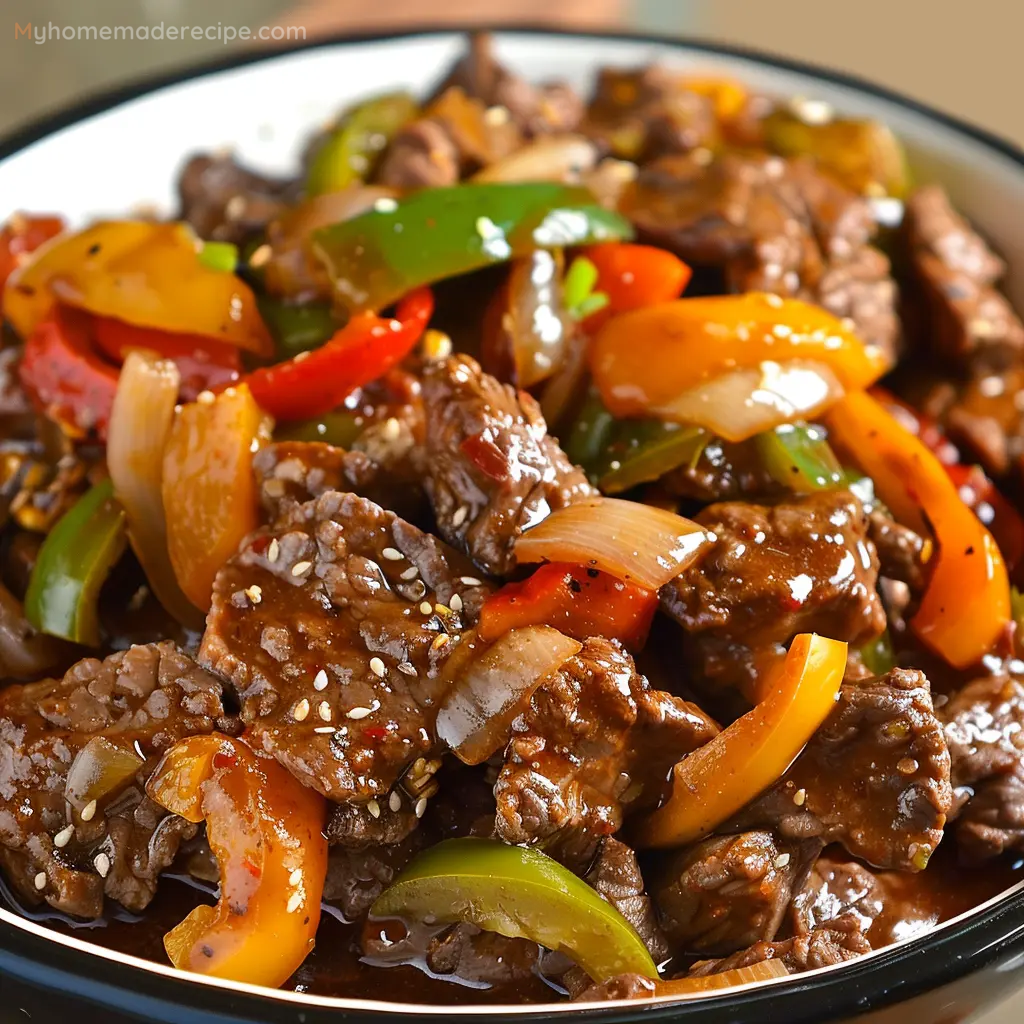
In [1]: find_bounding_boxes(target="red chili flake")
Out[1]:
[780,594,804,612]
[363,725,387,742]
[250,535,271,556]
[460,432,510,481]
[241,858,262,879]
[213,750,238,770]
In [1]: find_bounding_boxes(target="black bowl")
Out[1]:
[1,24,1023,1024]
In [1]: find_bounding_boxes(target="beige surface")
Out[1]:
[0,1,1022,1021]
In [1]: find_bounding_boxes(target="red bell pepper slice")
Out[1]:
[19,305,119,438]
[246,287,434,421]
[478,562,657,650]
[92,315,241,402]
[0,214,64,298]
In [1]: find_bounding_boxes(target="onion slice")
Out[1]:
[107,350,202,627]
[515,498,710,590]
[473,135,599,184]
[436,626,582,764]
[656,960,789,997]
[65,735,144,812]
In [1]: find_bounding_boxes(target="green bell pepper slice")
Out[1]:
[257,296,340,359]
[860,629,896,676]
[306,92,417,197]
[313,182,633,313]
[25,478,127,646]
[565,387,617,476]
[756,422,845,493]
[274,410,363,447]
[371,838,658,983]
[596,420,708,494]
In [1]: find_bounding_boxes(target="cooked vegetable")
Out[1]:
[860,630,896,676]
[4,220,272,354]
[590,293,890,439]
[107,351,203,627]
[162,385,265,611]
[565,387,617,470]
[371,838,658,982]
[312,182,633,313]
[274,409,363,447]
[755,422,845,493]
[473,135,599,184]
[246,287,433,421]
[436,626,582,764]
[580,243,691,330]
[0,213,64,298]
[594,419,708,494]
[827,390,1010,668]
[147,733,328,988]
[655,960,789,998]
[635,633,847,848]
[478,563,658,650]
[256,296,339,358]
[306,92,417,196]
[196,240,238,273]
[24,477,127,646]
[64,736,144,813]
[515,497,710,589]
[562,255,608,321]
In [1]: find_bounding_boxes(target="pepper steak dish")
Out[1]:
[1,32,1023,1006]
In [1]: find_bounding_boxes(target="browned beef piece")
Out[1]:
[0,642,225,918]
[732,668,951,871]
[426,924,541,985]
[584,838,668,961]
[623,153,899,361]
[954,767,1024,862]
[688,913,869,976]
[178,153,293,244]
[660,436,781,503]
[421,356,595,576]
[904,185,1023,372]
[324,829,428,921]
[324,799,418,849]
[654,832,820,956]
[200,490,490,806]
[494,637,718,848]
[572,973,657,1002]
[660,490,886,695]
[788,853,881,935]
[377,119,460,189]
[868,509,929,594]
[437,33,583,137]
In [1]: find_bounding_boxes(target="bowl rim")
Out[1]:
[1,22,1023,1022]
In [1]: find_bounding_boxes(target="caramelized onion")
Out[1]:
[657,960,789,997]
[474,135,599,184]
[515,498,710,589]
[65,735,144,811]
[107,351,202,627]
[436,626,582,764]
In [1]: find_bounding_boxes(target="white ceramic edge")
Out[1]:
[0,27,1022,1015]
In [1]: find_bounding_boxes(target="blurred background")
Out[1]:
[1,2,1021,1022]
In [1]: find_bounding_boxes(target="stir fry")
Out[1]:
[1,32,1024,1006]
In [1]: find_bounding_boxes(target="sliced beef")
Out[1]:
[323,829,428,921]
[688,913,869,977]
[953,766,1024,862]
[788,853,882,935]
[660,436,781,503]
[200,490,491,806]
[0,642,225,918]
[177,153,293,245]
[421,355,595,576]
[426,924,541,986]
[377,119,460,189]
[494,637,718,849]
[868,509,929,595]
[654,832,820,956]
[324,798,418,849]
[731,668,951,871]
[904,185,1023,372]
[660,490,885,695]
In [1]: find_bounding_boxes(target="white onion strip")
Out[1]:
[107,351,202,627]
[437,626,582,765]
[515,498,711,590]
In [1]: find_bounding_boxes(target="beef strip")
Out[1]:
[426,924,541,986]
[654,832,820,956]
[660,436,781,503]
[200,490,491,806]
[177,153,293,245]
[731,668,952,871]
[377,119,461,190]
[868,509,929,595]
[953,766,1024,862]
[421,355,595,577]
[660,490,886,695]
[0,642,225,918]
[788,853,882,935]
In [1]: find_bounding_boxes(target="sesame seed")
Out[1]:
[225,195,247,220]
[317,701,332,722]
[53,824,74,848]
[397,662,417,676]
[286,891,303,914]
[373,196,399,213]
[449,593,463,613]
[400,565,419,580]
[196,390,216,405]
[419,601,433,615]
[33,871,47,890]
[267,539,280,562]
[313,726,335,734]
[421,328,453,361]
[289,868,303,886]
[484,104,510,125]
[293,698,310,722]
[431,633,450,651]
[774,852,791,868]
[94,853,111,878]
[248,243,272,267]
[451,506,468,528]
[347,706,373,720]
[382,416,401,441]
[389,791,402,812]
[793,788,807,806]
[369,657,386,678]
[80,800,97,822]
[460,576,482,587]
[313,669,329,691]
[367,799,381,819]
[244,584,262,605]
[381,547,404,561]
[434,603,452,617]
[414,797,428,819]
[291,560,312,577]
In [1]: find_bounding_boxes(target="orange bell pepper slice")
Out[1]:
[147,733,328,988]
[4,220,271,355]
[0,213,64,299]
[589,293,891,424]
[162,384,264,611]
[634,633,847,849]
[826,390,1010,668]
